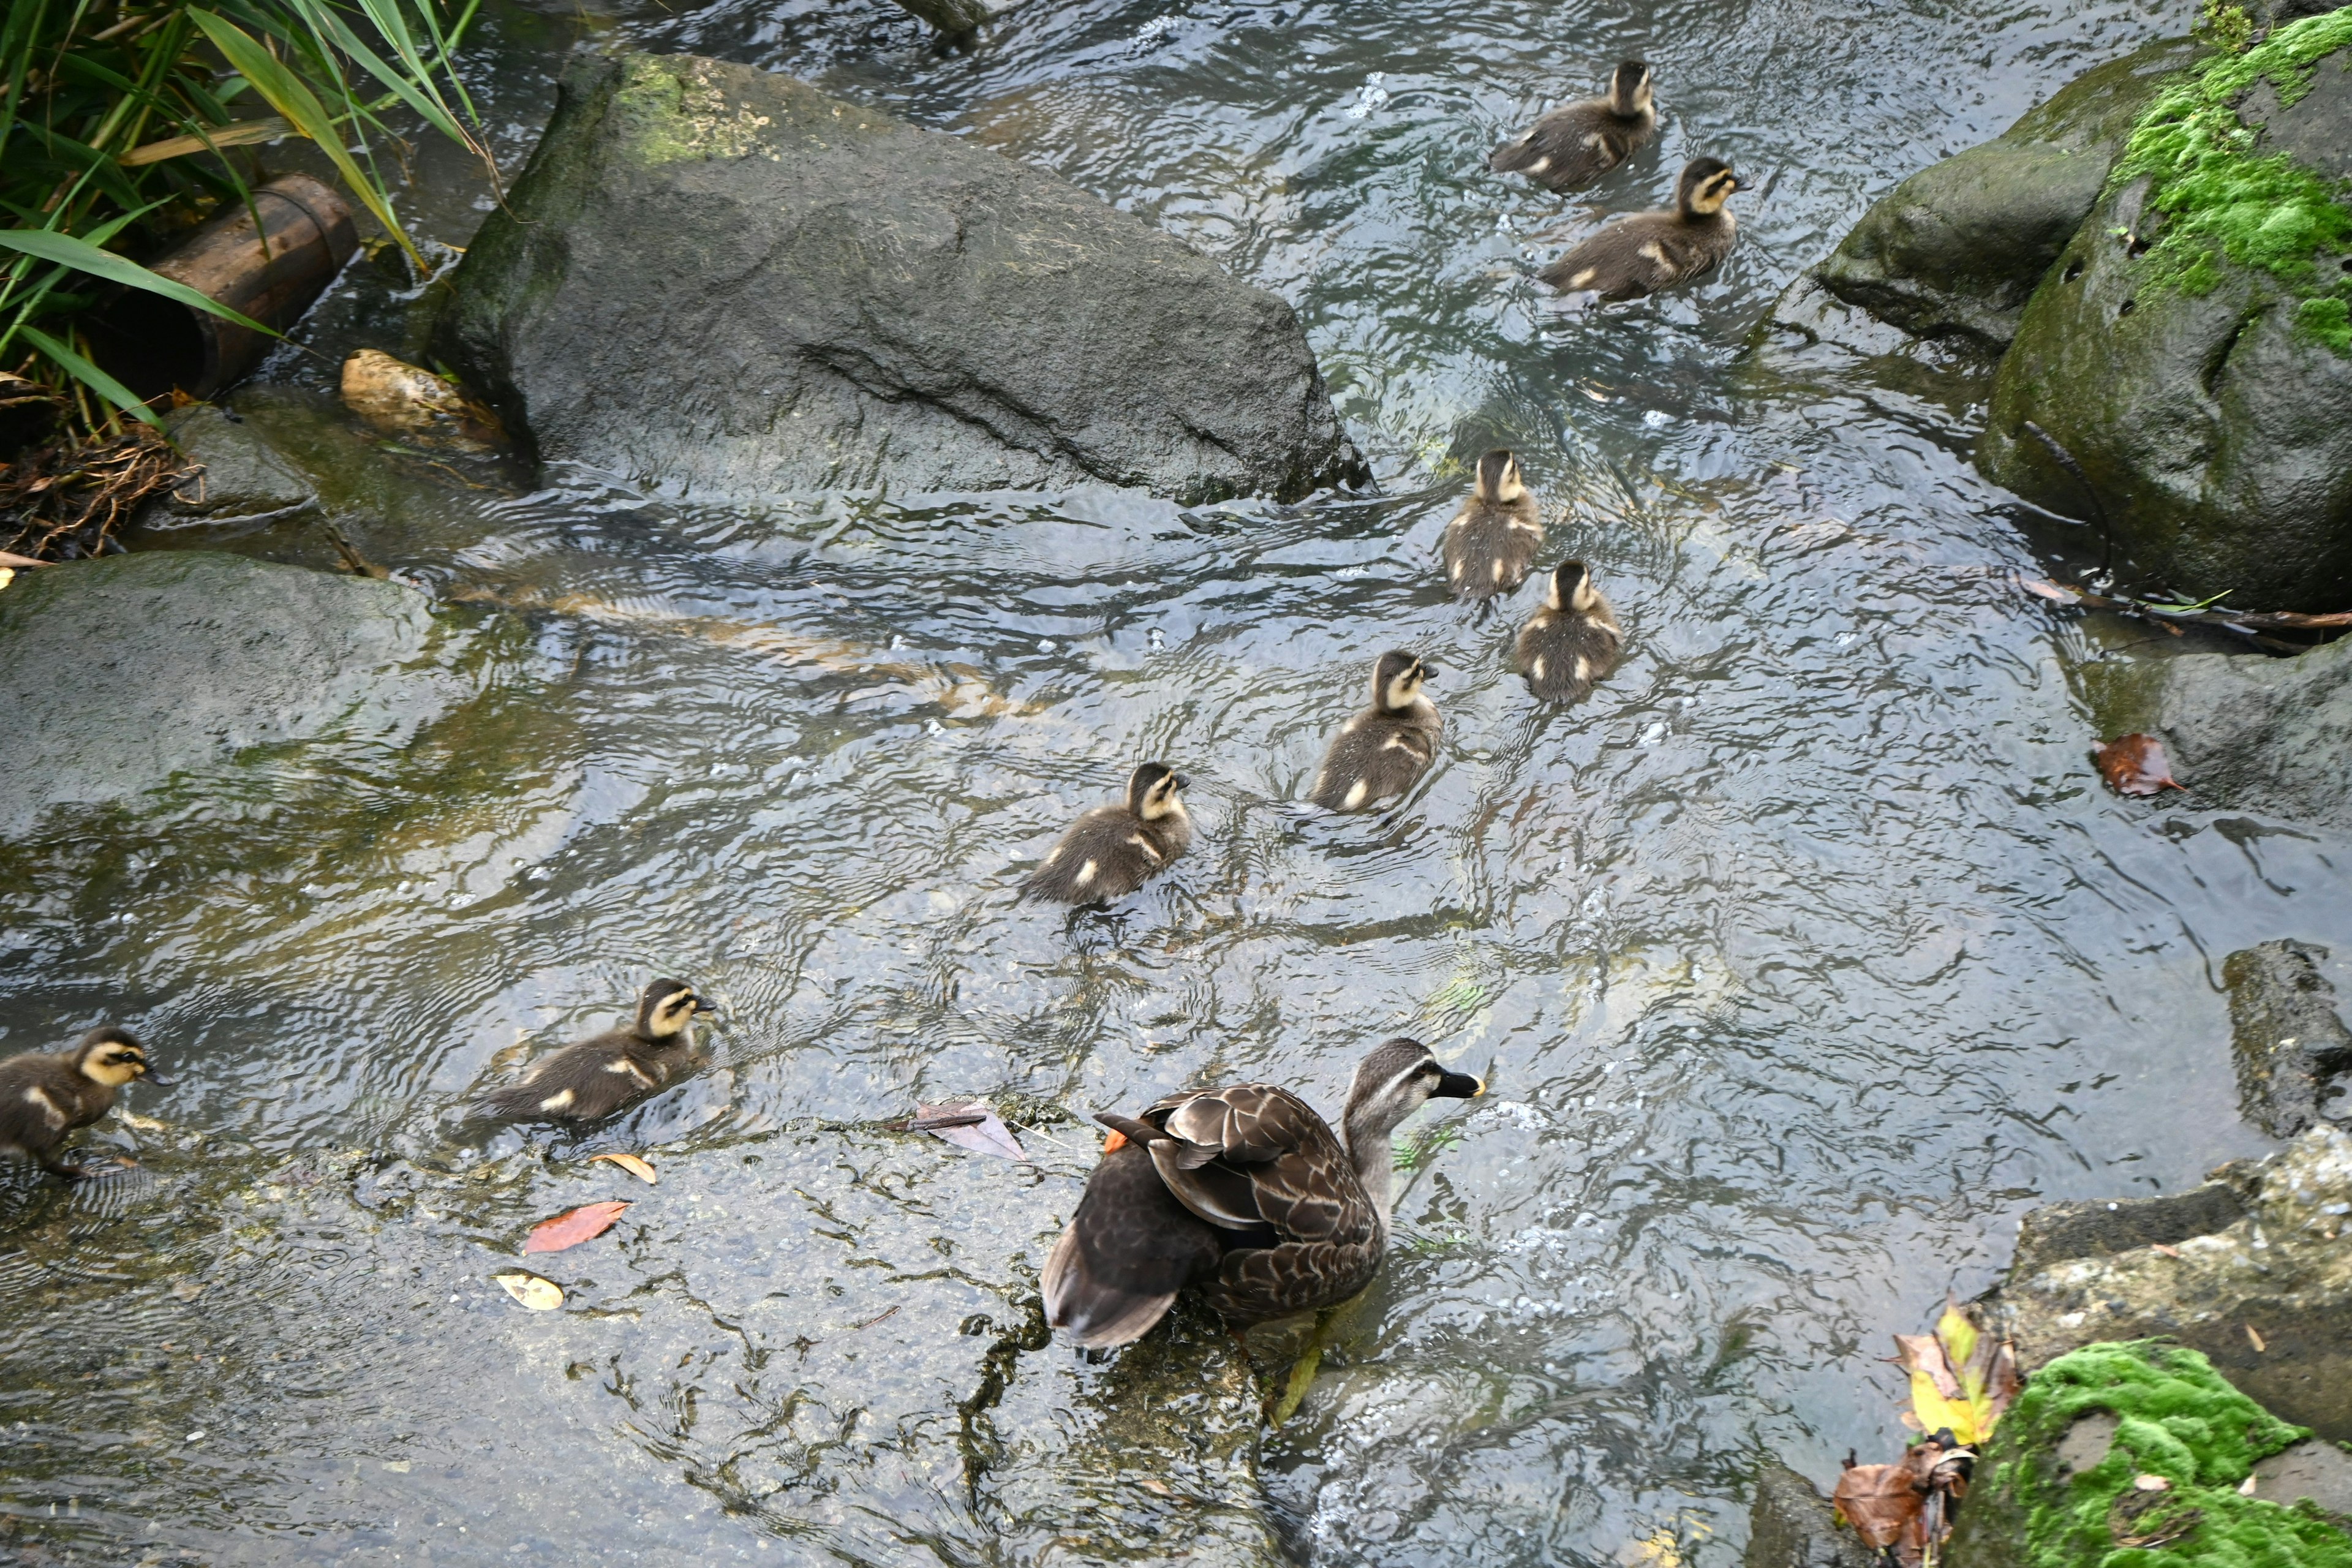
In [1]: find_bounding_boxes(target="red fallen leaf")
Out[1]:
[915,1101,1026,1163]
[524,1200,630,1254]
[1834,1453,1928,1551]
[2095,734,2188,797]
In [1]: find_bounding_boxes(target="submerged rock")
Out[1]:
[1795,37,2198,350]
[436,51,1366,505]
[1943,1341,2351,1568]
[0,551,471,842]
[339,350,501,450]
[2077,630,2352,830]
[140,403,318,529]
[1983,1125,2352,1440]
[1742,1461,1877,1568]
[2223,938,2352,1137]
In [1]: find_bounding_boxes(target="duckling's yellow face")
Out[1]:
[643,986,706,1039]
[1685,165,1741,217]
[81,1041,149,1087]
[1381,660,1428,710]
[1136,768,1188,821]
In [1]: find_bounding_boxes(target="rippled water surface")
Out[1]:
[6,0,2346,1564]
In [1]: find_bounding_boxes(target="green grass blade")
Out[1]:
[17,323,162,425]
[0,228,273,333]
[187,8,424,267]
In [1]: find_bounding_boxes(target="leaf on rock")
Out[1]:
[590,1153,658,1185]
[524,1200,630,1254]
[2095,734,2188,796]
[916,1101,1027,1162]
[1909,1369,1978,1446]
[494,1272,563,1310]
[1833,1456,1925,1550]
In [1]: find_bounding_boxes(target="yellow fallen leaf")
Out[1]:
[493,1272,563,1311]
[590,1153,658,1185]
[1934,1302,1980,1383]
[1908,1369,1978,1446]
[2245,1324,2266,1352]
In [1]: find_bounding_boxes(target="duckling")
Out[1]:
[0,1027,164,1180]
[1516,560,1623,703]
[1308,651,1441,813]
[475,979,715,1125]
[1539,156,1743,300]
[1042,1036,1484,1347]
[1442,449,1543,601]
[1488,61,1658,192]
[1021,763,1192,905]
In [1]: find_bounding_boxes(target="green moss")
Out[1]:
[2108,7,2352,352]
[1986,1342,2352,1568]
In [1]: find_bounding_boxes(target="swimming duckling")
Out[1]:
[1308,651,1441,813]
[1539,156,1743,300]
[1488,62,1657,192]
[1022,762,1192,905]
[1515,560,1622,703]
[1442,449,1543,601]
[1042,1036,1484,1347]
[0,1027,164,1180]
[475,979,715,1125]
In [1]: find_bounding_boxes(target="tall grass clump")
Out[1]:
[1,0,489,444]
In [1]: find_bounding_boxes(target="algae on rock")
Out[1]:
[1945,1341,2351,1568]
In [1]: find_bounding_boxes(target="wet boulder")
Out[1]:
[138,403,318,529]
[2078,626,2352,829]
[1977,18,2352,609]
[1981,1125,2352,1441]
[0,551,472,841]
[1742,1461,1877,1568]
[1793,37,2199,350]
[435,51,1366,505]
[2224,938,2352,1137]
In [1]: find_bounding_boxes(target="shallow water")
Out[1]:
[5,0,2348,1564]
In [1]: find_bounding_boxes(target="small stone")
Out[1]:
[339,350,501,450]
[2134,1473,2171,1491]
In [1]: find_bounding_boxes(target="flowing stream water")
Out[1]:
[5,0,2346,1564]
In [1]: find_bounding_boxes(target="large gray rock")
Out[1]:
[2079,631,2352,830]
[1982,1125,2352,1441]
[436,51,1366,506]
[1803,37,2199,349]
[2224,939,2352,1137]
[139,403,318,529]
[0,552,470,841]
[1978,26,2352,609]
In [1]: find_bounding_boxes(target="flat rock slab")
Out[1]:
[1987,1125,2352,1441]
[2225,938,2352,1137]
[0,552,470,842]
[436,51,1365,506]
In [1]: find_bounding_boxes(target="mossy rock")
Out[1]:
[1805,37,2202,349]
[1979,11,2352,611]
[1945,1341,2352,1568]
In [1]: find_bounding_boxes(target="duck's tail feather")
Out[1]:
[1042,1145,1223,1349]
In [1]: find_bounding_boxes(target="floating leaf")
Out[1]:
[493,1272,563,1310]
[590,1153,658,1185]
[915,1101,1026,1162]
[1909,1368,1979,1446]
[524,1200,629,1254]
[1934,1302,1981,1382]
[1834,1453,1927,1550]
[2095,734,2188,796]
[1892,1333,1961,1398]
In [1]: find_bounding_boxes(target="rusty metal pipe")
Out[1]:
[86,173,358,404]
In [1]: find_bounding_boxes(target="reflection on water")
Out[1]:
[5,0,2345,1564]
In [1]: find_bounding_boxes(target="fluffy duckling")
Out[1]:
[1539,156,1743,300]
[1022,762,1193,905]
[1488,62,1657,192]
[1043,1036,1484,1347]
[0,1027,164,1180]
[475,979,715,1125]
[1309,651,1441,813]
[1516,560,1622,703]
[1442,449,1543,601]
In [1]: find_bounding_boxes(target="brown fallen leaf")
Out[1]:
[524,1200,630,1254]
[590,1153,658,1185]
[2095,734,2188,797]
[493,1272,564,1310]
[2150,1243,2180,1258]
[1834,1450,1928,1550]
[1892,1333,1962,1399]
[914,1101,1027,1162]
